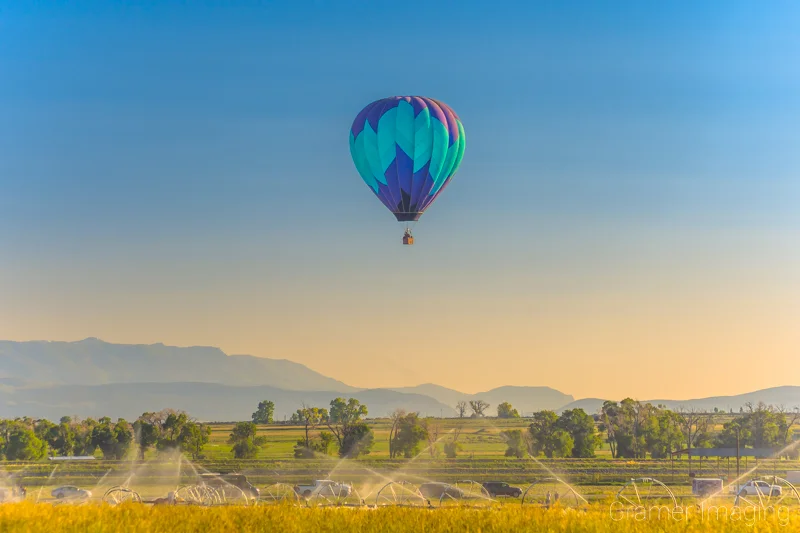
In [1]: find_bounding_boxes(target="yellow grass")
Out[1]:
[0,502,797,532]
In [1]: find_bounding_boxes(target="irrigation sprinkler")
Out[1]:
[259,483,301,506]
[615,478,677,511]
[174,484,224,506]
[374,481,427,508]
[304,481,366,508]
[438,480,495,507]
[521,477,587,509]
[102,486,143,505]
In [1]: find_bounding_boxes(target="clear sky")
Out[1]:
[1,1,798,401]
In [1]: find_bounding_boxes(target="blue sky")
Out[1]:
[1,1,798,398]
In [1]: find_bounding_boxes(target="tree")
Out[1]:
[547,429,574,458]
[676,407,712,470]
[132,409,185,459]
[469,400,490,418]
[34,419,56,452]
[326,398,372,458]
[3,423,47,460]
[528,411,574,458]
[497,402,520,419]
[111,419,133,459]
[777,406,800,448]
[158,412,189,451]
[444,422,464,458]
[600,401,620,458]
[455,401,468,419]
[179,422,211,460]
[600,399,655,459]
[47,421,76,457]
[528,411,558,456]
[291,405,330,458]
[644,409,684,459]
[715,417,752,448]
[424,417,442,457]
[443,441,462,458]
[392,413,429,458]
[623,399,653,459]
[291,405,329,450]
[293,440,314,458]
[91,419,132,460]
[312,432,336,455]
[72,418,99,456]
[228,421,267,459]
[601,399,689,459]
[744,402,781,448]
[501,429,528,458]
[557,409,601,458]
[139,409,180,435]
[388,409,406,459]
[294,430,336,459]
[252,400,276,424]
[132,418,159,460]
[340,423,374,458]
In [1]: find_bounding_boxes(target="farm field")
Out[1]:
[0,502,798,533]
[203,417,553,460]
[2,417,799,505]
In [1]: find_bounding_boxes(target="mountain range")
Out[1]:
[0,338,355,392]
[1,339,798,421]
[389,384,574,415]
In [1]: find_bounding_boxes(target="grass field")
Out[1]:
[203,417,547,459]
[0,501,798,533]
[2,417,798,504]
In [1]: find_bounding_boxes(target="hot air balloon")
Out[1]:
[349,96,466,245]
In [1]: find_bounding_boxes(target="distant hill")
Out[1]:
[390,384,466,409]
[651,386,800,412]
[0,338,355,392]
[557,398,607,415]
[2,338,797,422]
[560,387,800,416]
[391,384,574,415]
[0,382,455,422]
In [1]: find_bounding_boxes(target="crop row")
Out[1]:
[1,501,798,532]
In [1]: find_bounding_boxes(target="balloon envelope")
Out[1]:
[349,96,465,222]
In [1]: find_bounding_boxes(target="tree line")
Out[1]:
[0,410,232,461]
[258,398,467,460]
[4,397,795,463]
[0,416,136,461]
[600,399,800,460]
[500,408,600,458]
[0,395,380,462]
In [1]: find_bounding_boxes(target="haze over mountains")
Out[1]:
[389,384,574,414]
[0,338,355,392]
[1,339,797,421]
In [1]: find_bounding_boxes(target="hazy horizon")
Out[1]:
[2,1,798,401]
[3,336,798,403]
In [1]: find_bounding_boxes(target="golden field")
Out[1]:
[0,502,797,533]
